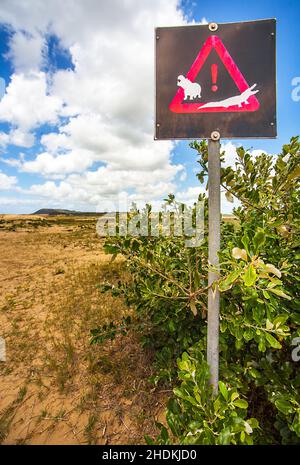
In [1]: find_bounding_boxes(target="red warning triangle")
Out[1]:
[169,35,260,113]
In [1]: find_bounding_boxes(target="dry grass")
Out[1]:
[0,215,166,444]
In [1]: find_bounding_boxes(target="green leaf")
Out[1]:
[218,427,231,445]
[265,333,282,349]
[253,230,266,254]
[173,387,187,400]
[168,319,176,333]
[103,244,119,255]
[273,315,289,328]
[258,337,266,352]
[262,290,270,300]
[160,425,169,443]
[144,434,155,445]
[214,398,221,412]
[231,392,239,402]
[253,306,264,324]
[243,328,254,341]
[166,411,181,437]
[233,399,249,409]
[249,368,260,379]
[219,269,241,291]
[243,265,257,287]
[248,418,259,429]
[241,233,250,256]
[275,399,294,415]
[218,381,229,401]
[268,288,291,300]
[287,166,300,181]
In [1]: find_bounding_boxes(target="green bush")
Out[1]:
[92,201,210,383]
[92,137,300,444]
[146,346,259,445]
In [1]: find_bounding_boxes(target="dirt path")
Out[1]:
[0,216,166,444]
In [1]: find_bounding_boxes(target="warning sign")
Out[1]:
[169,35,260,113]
[155,19,276,139]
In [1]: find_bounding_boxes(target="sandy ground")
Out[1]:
[0,216,166,444]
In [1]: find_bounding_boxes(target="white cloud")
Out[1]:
[0,170,18,190]
[221,141,267,168]
[176,185,206,204]
[1,2,235,214]
[0,132,9,147]
[0,1,187,47]
[251,149,268,158]
[0,72,62,130]
[221,142,240,168]
[175,184,240,214]
[0,128,34,148]
[10,128,35,147]
[0,196,37,205]
[0,0,190,210]
[5,31,46,72]
[22,149,94,175]
[25,160,184,210]
[22,115,179,175]
[200,17,208,24]
[176,141,270,214]
[219,142,268,212]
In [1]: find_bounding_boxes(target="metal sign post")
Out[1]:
[207,132,221,395]
[155,18,277,396]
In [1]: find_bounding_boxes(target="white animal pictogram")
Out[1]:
[198,84,259,109]
[177,75,201,100]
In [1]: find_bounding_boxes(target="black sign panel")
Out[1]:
[155,19,276,139]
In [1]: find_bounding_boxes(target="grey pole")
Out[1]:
[207,133,221,395]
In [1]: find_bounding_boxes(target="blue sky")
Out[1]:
[0,0,299,214]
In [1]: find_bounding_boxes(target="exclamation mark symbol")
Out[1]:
[211,64,218,92]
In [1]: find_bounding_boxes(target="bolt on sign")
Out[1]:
[155,19,276,139]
